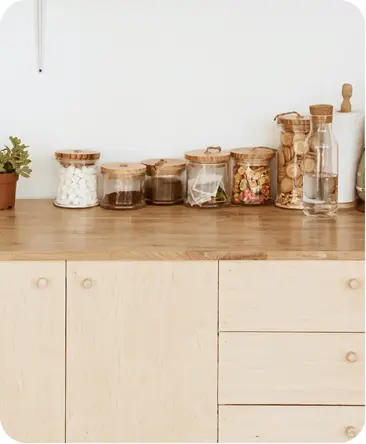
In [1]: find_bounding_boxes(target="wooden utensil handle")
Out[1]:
[341,83,353,113]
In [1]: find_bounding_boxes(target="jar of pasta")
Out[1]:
[185,146,230,208]
[274,112,311,209]
[230,147,275,205]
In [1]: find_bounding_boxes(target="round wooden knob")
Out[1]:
[346,351,357,363]
[348,279,360,290]
[82,278,93,290]
[345,426,357,438]
[37,278,48,289]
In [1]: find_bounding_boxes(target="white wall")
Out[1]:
[0,0,364,198]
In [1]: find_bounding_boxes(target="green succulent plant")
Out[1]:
[0,136,32,178]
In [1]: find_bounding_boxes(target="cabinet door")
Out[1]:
[0,262,65,443]
[67,261,218,443]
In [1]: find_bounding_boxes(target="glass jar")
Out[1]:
[54,149,100,208]
[142,158,186,205]
[356,150,365,213]
[303,105,339,217]
[230,147,275,205]
[274,112,310,209]
[99,163,146,210]
[185,146,230,208]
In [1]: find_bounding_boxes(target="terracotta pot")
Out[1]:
[0,173,18,210]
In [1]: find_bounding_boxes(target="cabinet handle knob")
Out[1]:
[37,278,48,289]
[82,278,93,290]
[346,351,357,363]
[345,426,357,438]
[348,279,360,289]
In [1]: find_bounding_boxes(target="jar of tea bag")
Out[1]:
[142,158,186,205]
[274,112,311,209]
[99,163,146,210]
[185,146,230,208]
[54,149,100,208]
[230,147,275,205]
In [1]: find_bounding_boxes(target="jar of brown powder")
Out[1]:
[99,163,146,210]
[142,158,186,205]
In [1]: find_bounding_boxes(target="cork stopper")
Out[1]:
[230,146,276,161]
[274,112,310,132]
[185,146,230,163]
[309,104,333,123]
[142,158,186,175]
[100,162,147,176]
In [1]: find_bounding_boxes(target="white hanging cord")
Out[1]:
[36,0,43,72]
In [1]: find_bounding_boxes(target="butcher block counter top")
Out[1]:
[0,199,364,261]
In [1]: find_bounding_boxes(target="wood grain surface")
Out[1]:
[66,261,218,442]
[0,199,364,261]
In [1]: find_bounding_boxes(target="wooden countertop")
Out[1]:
[0,200,364,261]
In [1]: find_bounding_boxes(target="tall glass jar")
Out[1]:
[185,146,230,208]
[230,147,275,205]
[142,158,186,205]
[274,112,310,209]
[303,104,339,217]
[99,163,146,210]
[54,149,100,208]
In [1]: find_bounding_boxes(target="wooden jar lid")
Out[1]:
[275,113,310,126]
[55,149,101,163]
[142,158,186,174]
[185,146,230,163]
[100,162,147,175]
[310,104,334,123]
[230,146,276,160]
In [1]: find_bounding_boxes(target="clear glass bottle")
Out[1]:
[54,149,100,208]
[230,147,275,205]
[303,104,339,217]
[99,163,146,210]
[142,158,186,205]
[185,146,230,208]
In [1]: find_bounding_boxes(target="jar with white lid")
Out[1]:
[230,147,275,205]
[54,149,100,208]
[99,162,146,210]
[142,158,186,205]
[185,146,230,208]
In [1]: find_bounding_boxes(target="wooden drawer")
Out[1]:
[219,333,364,405]
[219,261,365,332]
[219,406,365,442]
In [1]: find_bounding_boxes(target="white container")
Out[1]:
[333,111,365,206]
[54,149,101,208]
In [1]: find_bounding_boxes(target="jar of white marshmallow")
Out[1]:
[54,150,101,208]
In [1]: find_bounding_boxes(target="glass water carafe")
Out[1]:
[303,104,338,217]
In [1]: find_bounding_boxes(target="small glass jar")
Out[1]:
[274,112,310,209]
[142,158,186,205]
[230,147,275,205]
[99,163,146,210]
[54,149,100,208]
[185,146,230,208]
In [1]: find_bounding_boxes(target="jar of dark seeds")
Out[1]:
[142,158,186,205]
[99,163,146,210]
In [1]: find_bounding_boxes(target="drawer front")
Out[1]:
[219,406,365,443]
[219,333,364,405]
[219,261,365,332]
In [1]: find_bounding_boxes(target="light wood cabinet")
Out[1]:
[219,406,365,442]
[219,261,365,332]
[219,332,364,405]
[0,262,65,443]
[66,261,218,443]
[0,258,364,443]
